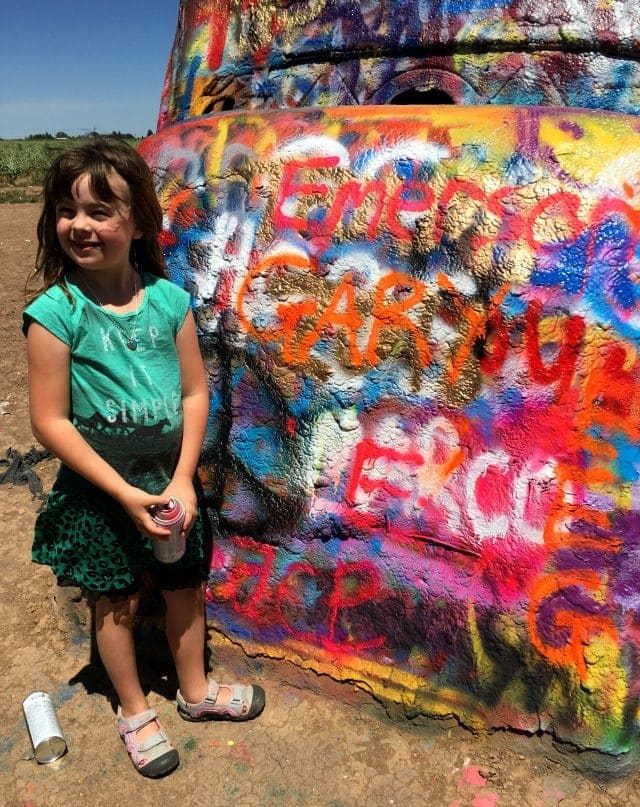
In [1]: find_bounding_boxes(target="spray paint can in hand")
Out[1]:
[151,498,186,563]
[22,691,67,763]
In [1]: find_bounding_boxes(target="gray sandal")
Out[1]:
[117,707,179,778]
[177,679,265,721]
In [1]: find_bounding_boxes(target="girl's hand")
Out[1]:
[117,485,173,540]
[162,475,198,538]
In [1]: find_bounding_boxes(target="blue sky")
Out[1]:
[0,1,180,138]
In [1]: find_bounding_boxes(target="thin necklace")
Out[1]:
[77,271,141,351]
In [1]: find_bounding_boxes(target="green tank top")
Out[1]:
[23,273,191,493]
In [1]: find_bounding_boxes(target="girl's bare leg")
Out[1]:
[94,594,158,742]
[162,585,209,703]
[164,584,262,712]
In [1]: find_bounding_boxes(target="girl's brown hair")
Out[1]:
[30,135,167,296]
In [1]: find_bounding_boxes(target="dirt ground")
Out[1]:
[2,203,640,807]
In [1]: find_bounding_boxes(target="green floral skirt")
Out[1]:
[33,469,208,597]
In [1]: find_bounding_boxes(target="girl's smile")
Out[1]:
[70,240,102,253]
[56,172,142,278]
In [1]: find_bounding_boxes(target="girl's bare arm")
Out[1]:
[26,322,171,538]
[163,311,209,533]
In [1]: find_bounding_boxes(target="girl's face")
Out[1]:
[55,171,142,277]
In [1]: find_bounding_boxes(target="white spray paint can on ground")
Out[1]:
[22,691,67,763]
[151,498,186,563]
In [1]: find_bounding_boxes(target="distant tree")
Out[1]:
[106,130,136,140]
[55,131,69,139]
[146,129,154,137]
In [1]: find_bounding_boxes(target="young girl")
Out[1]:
[24,137,265,778]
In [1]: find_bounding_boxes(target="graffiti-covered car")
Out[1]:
[140,0,640,767]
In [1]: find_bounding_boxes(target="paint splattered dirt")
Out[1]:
[1,203,639,806]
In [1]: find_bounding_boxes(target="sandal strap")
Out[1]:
[227,685,250,705]
[137,728,170,753]
[206,679,220,702]
[117,707,158,734]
